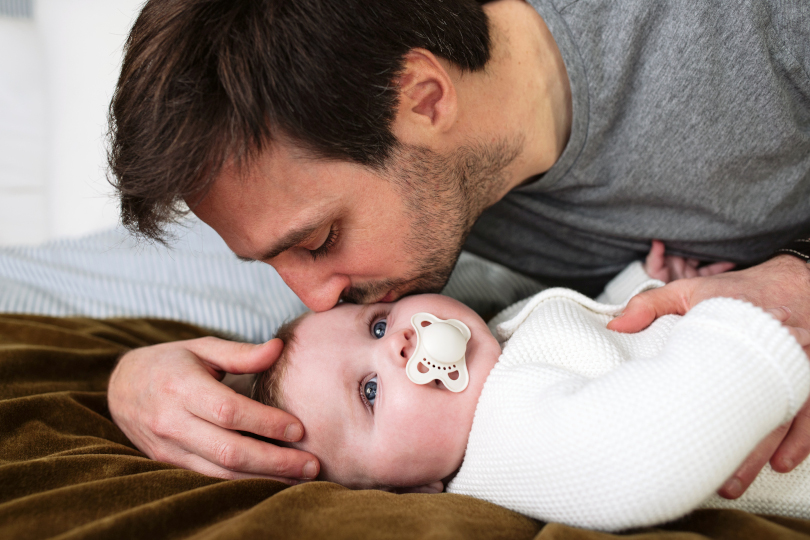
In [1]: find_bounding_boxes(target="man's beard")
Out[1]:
[341,137,522,304]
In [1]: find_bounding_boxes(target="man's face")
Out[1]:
[192,140,472,312]
[279,294,501,489]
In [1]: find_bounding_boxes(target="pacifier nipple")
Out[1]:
[405,313,471,392]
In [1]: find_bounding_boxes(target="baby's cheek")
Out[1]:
[414,424,466,475]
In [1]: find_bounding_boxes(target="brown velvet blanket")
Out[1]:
[3,314,810,540]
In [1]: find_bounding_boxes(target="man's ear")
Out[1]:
[394,49,458,144]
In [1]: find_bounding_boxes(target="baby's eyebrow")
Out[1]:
[355,304,374,328]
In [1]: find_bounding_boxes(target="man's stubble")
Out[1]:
[342,137,523,304]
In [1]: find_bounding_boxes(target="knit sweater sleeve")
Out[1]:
[594,261,661,305]
[447,297,810,531]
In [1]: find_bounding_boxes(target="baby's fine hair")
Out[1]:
[250,312,311,410]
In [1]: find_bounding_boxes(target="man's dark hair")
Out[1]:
[108,0,491,243]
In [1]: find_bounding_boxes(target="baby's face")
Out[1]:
[281,294,501,490]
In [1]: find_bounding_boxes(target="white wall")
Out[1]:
[0,15,47,244]
[0,0,144,245]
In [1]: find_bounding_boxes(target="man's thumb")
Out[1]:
[607,286,689,333]
[186,337,285,374]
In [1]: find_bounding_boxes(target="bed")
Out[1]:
[2,219,810,539]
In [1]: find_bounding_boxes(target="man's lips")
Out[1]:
[380,290,397,303]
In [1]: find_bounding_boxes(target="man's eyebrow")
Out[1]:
[235,220,327,262]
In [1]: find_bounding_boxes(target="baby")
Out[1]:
[251,246,810,531]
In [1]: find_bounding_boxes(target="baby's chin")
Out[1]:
[320,453,463,493]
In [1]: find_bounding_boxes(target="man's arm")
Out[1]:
[107,337,319,481]
[609,254,810,335]
[608,253,810,498]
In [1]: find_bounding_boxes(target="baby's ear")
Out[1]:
[388,481,444,494]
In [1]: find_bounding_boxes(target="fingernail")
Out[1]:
[284,423,303,441]
[303,460,318,479]
[722,477,743,498]
[781,457,795,471]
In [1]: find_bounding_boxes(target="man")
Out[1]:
[107,0,810,499]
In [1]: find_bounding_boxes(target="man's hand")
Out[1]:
[108,337,319,482]
[610,255,810,334]
[609,254,810,499]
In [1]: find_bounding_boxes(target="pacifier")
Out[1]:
[405,313,471,392]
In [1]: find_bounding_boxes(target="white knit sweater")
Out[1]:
[446,263,810,531]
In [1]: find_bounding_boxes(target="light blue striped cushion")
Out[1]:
[0,0,33,19]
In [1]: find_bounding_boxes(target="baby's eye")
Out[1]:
[372,319,387,339]
[363,377,378,406]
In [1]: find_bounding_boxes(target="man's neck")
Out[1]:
[454,0,572,205]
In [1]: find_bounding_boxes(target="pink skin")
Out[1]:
[280,294,502,491]
[644,240,736,283]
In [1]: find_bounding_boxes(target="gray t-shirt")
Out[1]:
[464,0,810,295]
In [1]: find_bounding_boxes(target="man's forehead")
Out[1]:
[194,164,345,260]
[201,137,347,204]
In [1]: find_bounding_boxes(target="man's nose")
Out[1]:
[386,328,415,369]
[274,263,350,312]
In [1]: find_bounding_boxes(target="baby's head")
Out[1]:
[252,294,501,492]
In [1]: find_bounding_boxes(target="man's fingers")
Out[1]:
[184,337,285,375]
[718,423,790,499]
[681,260,701,279]
[698,261,736,277]
[763,309,810,351]
[644,240,669,281]
[771,400,810,473]
[607,282,692,333]
[646,240,666,272]
[666,256,687,280]
[179,451,300,483]
[177,416,319,479]
[188,381,306,442]
[607,294,658,333]
[786,326,810,348]
[107,339,320,482]
[764,306,791,323]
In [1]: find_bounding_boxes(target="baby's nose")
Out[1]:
[390,328,415,368]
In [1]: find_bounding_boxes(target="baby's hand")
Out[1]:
[644,240,736,283]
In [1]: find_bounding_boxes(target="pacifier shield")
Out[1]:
[406,313,471,392]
